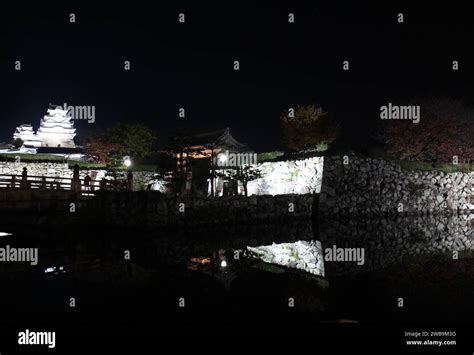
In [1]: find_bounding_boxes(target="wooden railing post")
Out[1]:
[127,170,134,191]
[72,164,81,193]
[21,167,28,188]
[100,178,107,190]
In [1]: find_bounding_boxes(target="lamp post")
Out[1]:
[210,146,215,196]
[122,156,133,191]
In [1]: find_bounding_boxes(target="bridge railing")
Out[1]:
[0,174,100,194]
[0,167,134,196]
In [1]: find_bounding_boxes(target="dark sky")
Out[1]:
[1,2,473,151]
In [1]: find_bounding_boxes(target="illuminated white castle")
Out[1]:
[13,124,42,147]
[13,105,76,148]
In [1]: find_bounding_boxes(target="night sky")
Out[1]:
[1,2,473,151]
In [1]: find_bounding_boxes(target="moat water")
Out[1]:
[0,214,472,351]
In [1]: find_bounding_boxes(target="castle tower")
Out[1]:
[36,105,76,148]
[13,124,42,147]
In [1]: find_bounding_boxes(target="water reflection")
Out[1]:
[44,266,66,274]
[247,241,325,277]
[44,265,67,280]
[319,213,473,275]
[243,214,472,278]
[0,213,471,280]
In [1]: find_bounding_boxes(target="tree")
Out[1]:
[83,135,123,164]
[106,123,157,159]
[379,98,474,163]
[282,105,340,152]
[226,166,263,196]
[11,138,23,149]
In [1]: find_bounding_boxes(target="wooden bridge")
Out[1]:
[0,166,134,197]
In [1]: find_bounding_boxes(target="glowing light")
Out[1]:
[218,153,227,164]
[0,232,12,237]
[190,257,211,265]
[124,156,132,167]
[44,266,67,274]
[220,260,227,268]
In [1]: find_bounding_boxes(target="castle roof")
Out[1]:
[175,127,252,152]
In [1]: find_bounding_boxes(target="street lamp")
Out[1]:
[124,156,132,168]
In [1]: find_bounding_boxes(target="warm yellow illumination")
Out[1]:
[190,257,211,265]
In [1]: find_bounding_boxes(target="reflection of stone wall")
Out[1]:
[0,162,165,192]
[247,240,325,277]
[320,157,474,215]
[148,222,316,266]
[319,214,473,275]
[247,157,324,196]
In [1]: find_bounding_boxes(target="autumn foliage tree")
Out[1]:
[83,135,123,164]
[84,123,158,164]
[282,105,340,152]
[379,98,474,163]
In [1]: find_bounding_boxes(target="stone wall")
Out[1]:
[132,171,166,192]
[0,162,74,178]
[0,162,165,192]
[248,157,323,196]
[0,157,324,196]
[95,192,315,230]
[319,157,474,215]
